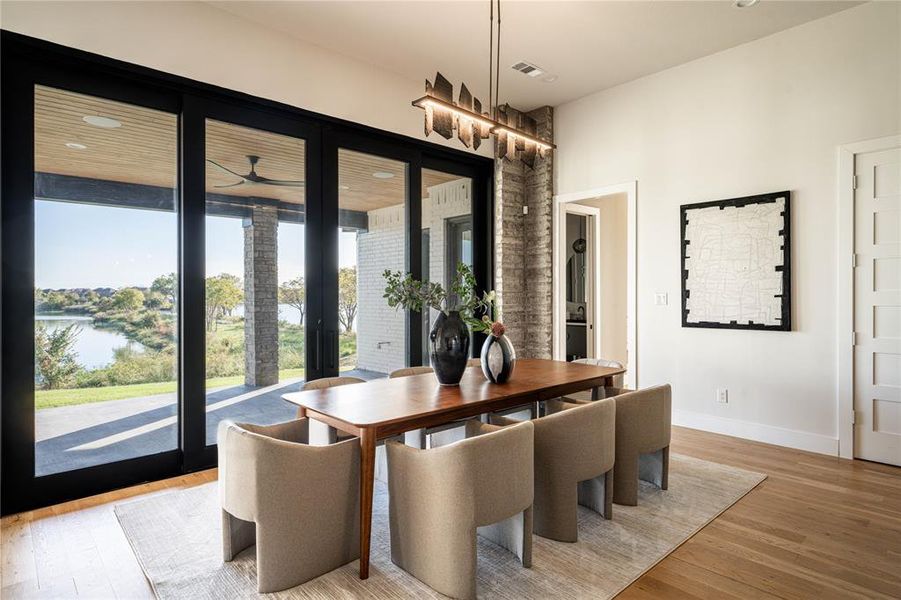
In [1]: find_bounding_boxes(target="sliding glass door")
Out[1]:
[202,119,311,445]
[334,148,410,378]
[1,34,493,514]
[33,86,181,476]
[179,99,321,464]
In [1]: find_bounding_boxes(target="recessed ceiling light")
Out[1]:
[65,142,88,150]
[340,185,350,190]
[733,0,759,7]
[372,172,395,179]
[542,75,559,84]
[83,115,122,128]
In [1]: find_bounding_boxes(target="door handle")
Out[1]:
[328,330,338,370]
[314,324,321,372]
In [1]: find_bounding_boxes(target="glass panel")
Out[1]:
[338,149,409,378]
[33,86,179,475]
[204,120,306,445]
[422,169,473,366]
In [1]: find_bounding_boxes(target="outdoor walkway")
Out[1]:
[35,369,383,476]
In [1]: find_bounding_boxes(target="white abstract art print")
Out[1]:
[681,192,791,330]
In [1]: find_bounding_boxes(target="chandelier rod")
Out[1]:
[495,0,502,120]
[489,0,494,121]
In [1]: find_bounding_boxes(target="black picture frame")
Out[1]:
[680,191,791,331]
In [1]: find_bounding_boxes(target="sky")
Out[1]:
[35,200,358,289]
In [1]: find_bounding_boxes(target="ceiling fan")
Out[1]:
[207,155,304,188]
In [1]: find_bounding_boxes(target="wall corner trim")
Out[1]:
[673,409,839,457]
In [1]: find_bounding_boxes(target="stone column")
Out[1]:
[523,106,554,359]
[493,105,554,359]
[243,205,279,386]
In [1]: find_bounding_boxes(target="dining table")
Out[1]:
[282,357,626,580]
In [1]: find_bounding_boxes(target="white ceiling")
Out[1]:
[209,0,861,110]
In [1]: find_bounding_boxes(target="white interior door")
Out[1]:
[854,147,901,466]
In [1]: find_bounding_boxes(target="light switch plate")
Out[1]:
[655,292,668,306]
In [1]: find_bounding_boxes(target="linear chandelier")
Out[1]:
[412,0,555,168]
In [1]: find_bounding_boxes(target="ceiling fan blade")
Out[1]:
[213,181,245,189]
[206,159,246,179]
[255,177,306,187]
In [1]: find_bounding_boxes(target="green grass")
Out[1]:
[35,368,306,410]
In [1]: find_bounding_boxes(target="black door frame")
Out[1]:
[180,96,323,470]
[1,31,494,514]
[1,40,185,514]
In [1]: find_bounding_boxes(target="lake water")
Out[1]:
[235,303,305,324]
[35,314,142,370]
[35,304,313,372]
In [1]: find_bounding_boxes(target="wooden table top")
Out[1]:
[282,358,624,433]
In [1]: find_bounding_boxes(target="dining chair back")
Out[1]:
[218,419,360,593]
[299,376,365,441]
[386,420,534,599]
[493,397,615,541]
[611,384,671,505]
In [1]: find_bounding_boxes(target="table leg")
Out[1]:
[359,427,376,579]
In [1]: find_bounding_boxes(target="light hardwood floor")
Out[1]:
[2,427,899,599]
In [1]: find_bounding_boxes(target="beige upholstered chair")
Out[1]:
[386,420,534,599]
[389,366,474,449]
[493,397,616,541]
[555,384,671,505]
[611,385,671,505]
[562,358,626,403]
[389,366,435,378]
[299,376,364,443]
[217,419,360,593]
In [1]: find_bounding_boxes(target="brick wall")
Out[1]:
[356,179,472,373]
[356,204,407,374]
[243,205,279,386]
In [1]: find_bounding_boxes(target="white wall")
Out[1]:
[0,0,490,157]
[555,1,901,455]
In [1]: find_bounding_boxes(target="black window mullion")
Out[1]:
[1,54,37,514]
[179,95,208,471]
[471,164,494,355]
[319,129,340,377]
[407,155,423,367]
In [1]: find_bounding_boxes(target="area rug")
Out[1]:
[115,454,765,599]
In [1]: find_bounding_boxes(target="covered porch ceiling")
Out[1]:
[34,86,461,220]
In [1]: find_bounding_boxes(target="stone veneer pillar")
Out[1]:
[494,105,554,359]
[243,205,279,386]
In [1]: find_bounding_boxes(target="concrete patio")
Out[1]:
[35,369,382,476]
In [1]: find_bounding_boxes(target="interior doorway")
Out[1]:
[838,135,901,465]
[553,182,637,388]
[562,205,599,361]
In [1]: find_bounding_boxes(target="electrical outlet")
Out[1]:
[655,292,668,306]
[716,388,728,404]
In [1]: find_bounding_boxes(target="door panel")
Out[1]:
[422,168,474,366]
[33,85,180,476]
[854,147,901,466]
[334,148,410,378]
[202,119,310,445]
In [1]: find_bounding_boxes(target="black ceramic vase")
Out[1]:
[429,310,470,386]
[480,334,516,384]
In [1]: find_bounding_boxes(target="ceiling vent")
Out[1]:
[511,61,544,78]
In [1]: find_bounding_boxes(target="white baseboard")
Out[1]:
[673,409,839,456]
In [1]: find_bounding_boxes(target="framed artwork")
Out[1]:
[681,191,791,331]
